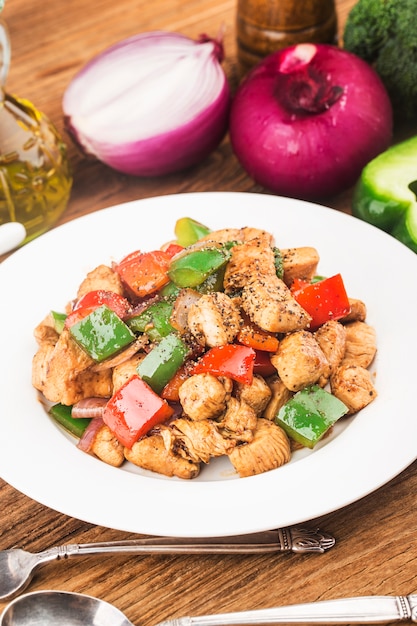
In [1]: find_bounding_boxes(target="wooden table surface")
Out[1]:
[1,0,416,623]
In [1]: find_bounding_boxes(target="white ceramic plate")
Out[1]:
[1,192,416,537]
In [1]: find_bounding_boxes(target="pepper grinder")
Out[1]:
[236,0,337,76]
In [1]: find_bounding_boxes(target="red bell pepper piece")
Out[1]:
[237,316,279,352]
[161,364,191,402]
[65,290,131,328]
[291,273,351,330]
[253,350,277,377]
[191,344,256,384]
[116,250,171,298]
[102,375,174,448]
[163,243,184,258]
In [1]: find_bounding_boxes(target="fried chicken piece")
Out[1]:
[217,397,257,443]
[76,264,124,299]
[125,434,200,479]
[314,320,347,385]
[330,364,377,414]
[224,238,311,333]
[224,237,278,292]
[280,247,320,286]
[199,226,274,246]
[33,313,60,345]
[234,374,272,416]
[32,342,57,393]
[91,424,125,467]
[263,375,293,420]
[341,298,367,323]
[342,321,377,368]
[169,418,236,463]
[33,328,112,405]
[228,418,291,477]
[179,373,228,420]
[271,330,330,392]
[111,353,146,392]
[187,292,242,347]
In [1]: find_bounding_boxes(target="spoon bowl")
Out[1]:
[0,590,134,626]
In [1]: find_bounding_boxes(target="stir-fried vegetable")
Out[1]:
[275,385,349,448]
[103,375,174,448]
[191,344,256,384]
[69,305,136,362]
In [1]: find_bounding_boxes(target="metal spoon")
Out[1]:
[1,590,416,626]
[0,527,334,601]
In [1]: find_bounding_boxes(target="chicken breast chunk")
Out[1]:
[280,247,320,286]
[111,353,146,393]
[169,418,236,463]
[314,320,347,385]
[234,374,272,416]
[271,330,330,392]
[342,321,377,368]
[199,226,274,246]
[76,264,124,299]
[224,238,311,333]
[187,291,242,347]
[263,375,293,420]
[125,434,200,479]
[91,424,125,467]
[330,364,377,414]
[228,418,291,477]
[341,298,367,323]
[217,397,257,443]
[33,329,113,405]
[179,373,228,420]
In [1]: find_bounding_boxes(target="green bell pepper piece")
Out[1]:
[275,385,348,449]
[69,304,136,362]
[127,301,175,342]
[174,217,211,247]
[159,281,181,300]
[49,403,91,438]
[352,135,417,252]
[51,310,67,334]
[168,247,230,288]
[137,332,188,394]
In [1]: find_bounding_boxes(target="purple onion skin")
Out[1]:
[229,44,393,200]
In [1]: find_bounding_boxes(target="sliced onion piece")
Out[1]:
[91,336,148,371]
[170,288,202,334]
[63,31,230,176]
[72,397,109,419]
[77,417,105,452]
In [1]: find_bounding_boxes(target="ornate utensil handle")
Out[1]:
[36,526,335,563]
[163,595,417,626]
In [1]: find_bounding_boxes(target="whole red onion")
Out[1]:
[229,43,393,200]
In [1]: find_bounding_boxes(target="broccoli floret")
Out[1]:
[343,0,417,121]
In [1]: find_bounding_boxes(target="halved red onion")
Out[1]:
[63,31,230,176]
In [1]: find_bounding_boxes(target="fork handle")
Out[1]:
[165,595,417,626]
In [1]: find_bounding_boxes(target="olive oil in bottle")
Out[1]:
[0,21,72,248]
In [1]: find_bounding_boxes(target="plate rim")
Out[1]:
[1,191,416,537]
